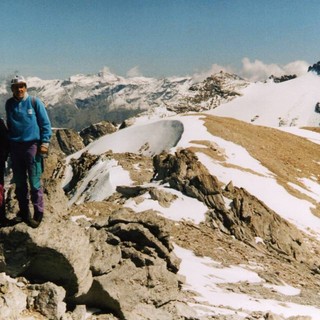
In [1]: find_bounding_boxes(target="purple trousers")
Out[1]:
[0,162,4,217]
[10,141,44,214]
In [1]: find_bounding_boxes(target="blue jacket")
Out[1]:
[6,94,52,143]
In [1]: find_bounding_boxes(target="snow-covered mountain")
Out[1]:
[0,69,249,130]
[1,64,319,131]
[210,71,320,127]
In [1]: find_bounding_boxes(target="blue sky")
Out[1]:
[0,0,319,80]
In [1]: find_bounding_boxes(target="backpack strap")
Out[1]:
[31,96,37,110]
[30,96,42,130]
[30,96,38,113]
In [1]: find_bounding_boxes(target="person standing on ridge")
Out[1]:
[5,75,52,228]
[0,116,8,225]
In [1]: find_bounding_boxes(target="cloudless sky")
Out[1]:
[0,0,319,79]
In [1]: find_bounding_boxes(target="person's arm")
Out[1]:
[34,98,52,156]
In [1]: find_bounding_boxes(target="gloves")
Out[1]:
[39,143,49,156]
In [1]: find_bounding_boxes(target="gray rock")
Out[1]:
[0,273,27,320]
[75,259,181,319]
[52,128,85,156]
[80,121,117,146]
[153,149,308,264]
[88,227,121,276]
[0,219,93,298]
[29,282,67,320]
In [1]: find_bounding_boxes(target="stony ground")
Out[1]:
[66,115,320,318]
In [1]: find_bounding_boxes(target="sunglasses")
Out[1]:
[12,83,26,89]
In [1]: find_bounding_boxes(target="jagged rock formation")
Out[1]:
[0,136,193,319]
[167,72,249,113]
[308,61,320,74]
[49,128,85,157]
[0,208,190,319]
[80,120,118,145]
[269,74,297,83]
[153,149,313,265]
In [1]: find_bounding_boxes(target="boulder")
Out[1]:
[0,219,93,298]
[80,121,117,145]
[52,128,85,156]
[75,259,182,320]
[29,282,67,319]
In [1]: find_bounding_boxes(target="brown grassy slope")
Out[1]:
[188,115,320,215]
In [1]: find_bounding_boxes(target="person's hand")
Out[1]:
[39,143,49,156]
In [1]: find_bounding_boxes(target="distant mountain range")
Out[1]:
[0,61,319,130]
[0,70,249,130]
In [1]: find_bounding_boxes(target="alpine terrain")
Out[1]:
[1,62,320,319]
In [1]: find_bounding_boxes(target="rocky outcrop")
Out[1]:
[72,209,186,319]
[308,61,320,74]
[51,128,85,156]
[2,127,320,319]
[153,149,308,263]
[167,72,249,113]
[80,120,117,145]
[0,219,93,298]
[0,273,68,320]
[0,204,189,319]
[269,74,297,83]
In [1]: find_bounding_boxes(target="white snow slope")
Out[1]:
[210,72,320,128]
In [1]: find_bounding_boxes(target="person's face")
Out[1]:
[11,83,27,100]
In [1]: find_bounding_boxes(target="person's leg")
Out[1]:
[10,143,30,220]
[27,146,44,226]
[0,163,5,221]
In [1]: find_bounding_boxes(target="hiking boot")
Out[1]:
[0,216,10,227]
[29,211,43,229]
[0,217,17,227]
[14,210,31,224]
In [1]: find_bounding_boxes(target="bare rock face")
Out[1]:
[106,209,180,272]
[63,151,100,197]
[168,72,249,113]
[0,204,189,319]
[308,61,320,75]
[153,149,308,264]
[0,273,27,319]
[71,208,188,319]
[29,282,67,319]
[0,219,93,298]
[269,74,297,83]
[51,128,85,156]
[80,120,117,145]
